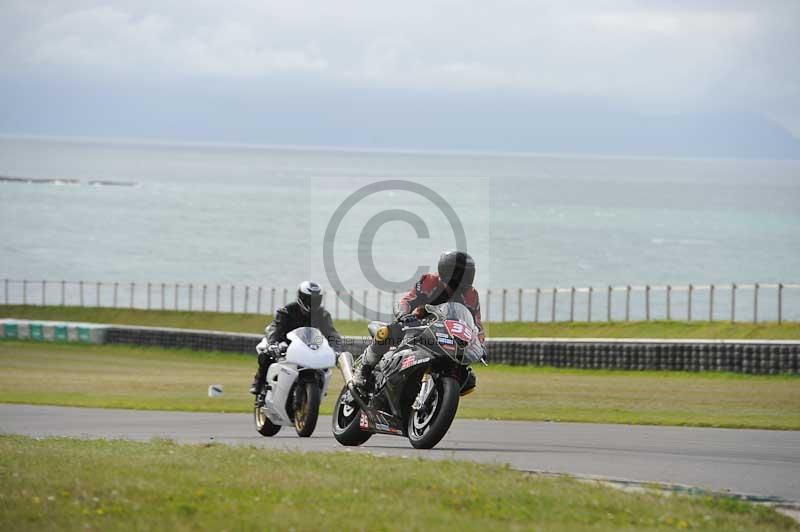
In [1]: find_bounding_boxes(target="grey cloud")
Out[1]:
[1,0,798,146]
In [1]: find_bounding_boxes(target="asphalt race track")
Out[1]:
[1,404,798,502]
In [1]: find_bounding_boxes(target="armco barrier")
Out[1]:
[3,319,798,374]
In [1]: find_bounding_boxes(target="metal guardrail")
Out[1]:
[1,279,798,323]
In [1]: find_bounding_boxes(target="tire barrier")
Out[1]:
[484,338,800,374]
[2,319,798,374]
[1,319,106,344]
[105,325,261,354]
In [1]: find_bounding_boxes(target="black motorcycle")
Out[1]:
[332,302,486,449]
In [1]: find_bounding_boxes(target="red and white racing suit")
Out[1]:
[364,273,485,366]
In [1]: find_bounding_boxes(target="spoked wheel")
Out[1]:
[254,399,281,437]
[407,375,460,449]
[331,386,372,446]
[293,382,321,437]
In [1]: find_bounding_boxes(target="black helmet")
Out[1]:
[438,250,475,292]
[296,281,323,313]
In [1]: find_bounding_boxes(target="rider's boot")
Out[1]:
[250,349,277,394]
[249,370,264,395]
[352,345,381,393]
[249,360,271,395]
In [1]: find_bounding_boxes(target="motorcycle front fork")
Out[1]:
[412,371,435,411]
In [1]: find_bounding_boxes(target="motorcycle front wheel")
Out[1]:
[407,375,460,449]
[331,386,372,446]
[293,382,321,437]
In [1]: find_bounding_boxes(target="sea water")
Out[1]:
[1,136,798,320]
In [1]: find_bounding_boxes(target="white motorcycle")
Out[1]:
[253,327,337,437]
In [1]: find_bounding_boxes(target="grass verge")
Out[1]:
[1,341,798,429]
[2,305,799,339]
[1,435,797,531]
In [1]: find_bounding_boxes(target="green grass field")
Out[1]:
[1,436,796,531]
[2,304,799,339]
[2,341,798,429]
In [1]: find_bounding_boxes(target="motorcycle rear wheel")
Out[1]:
[254,404,281,437]
[407,375,460,449]
[331,386,372,446]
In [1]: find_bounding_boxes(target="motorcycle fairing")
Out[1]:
[358,408,405,436]
[263,362,299,424]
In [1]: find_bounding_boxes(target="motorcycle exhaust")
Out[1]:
[337,351,355,384]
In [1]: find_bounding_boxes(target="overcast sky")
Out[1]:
[2,1,799,157]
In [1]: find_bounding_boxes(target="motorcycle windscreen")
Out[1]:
[434,302,485,364]
[291,327,325,349]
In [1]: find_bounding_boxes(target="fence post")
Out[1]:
[551,288,557,322]
[587,286,593,322]
[79,281,84,307]
[215,284,220,312]
[130,282,135,309]
[645,285,650,321]
[377,291,382,320]
[230,285,235,313]
[42,280,46,305]
[62,280,66,306]
[244,286,250,313]
[753,283,759,323]
[517,288,522,321]
[625,285,631,322]
[96,281,101,307]
[502,288,507,322]
[666,285,671,320]
[257,287,262,314]
[113,282,118,308]
[731,283,736,322]
[569,287,575,322]
[709,284,715,321]
[202,284,207,312]
[688,284,693,321]
[174,283,179,310]
[534,288,540,323]
[363,289,368,320]
[335,291,340,319]
[486,290,492,322]
[607,285,612,322]
[778,283,783,324]
[270,288,275,313]
[189,284,193,311]
[160,283,165,310]
[348,291,354,320]
[23,280,27,305]
[147,282,151,309]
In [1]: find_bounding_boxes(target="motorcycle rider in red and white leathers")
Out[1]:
[353,250,484,395]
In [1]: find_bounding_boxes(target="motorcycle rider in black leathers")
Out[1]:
[352,250,484,395]
[250,281,343,395]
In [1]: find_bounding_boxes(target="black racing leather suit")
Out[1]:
[254,302,342,388]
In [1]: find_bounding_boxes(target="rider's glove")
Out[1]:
[267,344,282,360]
[398,313,417,325]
